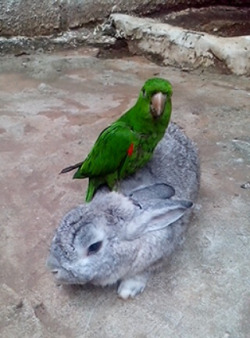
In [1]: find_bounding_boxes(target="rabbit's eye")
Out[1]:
[87,241,102,255]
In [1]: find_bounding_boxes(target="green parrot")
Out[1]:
[61,77,173,202]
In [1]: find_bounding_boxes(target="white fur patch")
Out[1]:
[117,275,148,299]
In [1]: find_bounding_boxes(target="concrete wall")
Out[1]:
[0,0,249,37]
[0,0,61,37]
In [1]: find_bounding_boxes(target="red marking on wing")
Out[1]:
[127,143,134,157]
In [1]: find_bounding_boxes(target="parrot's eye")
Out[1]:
[142,88,146,97]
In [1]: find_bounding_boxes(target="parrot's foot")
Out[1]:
[113,181,121,192]
[106,173,119,192]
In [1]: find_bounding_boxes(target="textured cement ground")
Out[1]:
[0,48,249,338]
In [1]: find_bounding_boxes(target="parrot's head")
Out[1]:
[140,78,173,119]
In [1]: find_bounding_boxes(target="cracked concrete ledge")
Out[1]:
[1,13,249,77]
[109,14,250,76]
[0,28,116,54]
[2,0,248,37]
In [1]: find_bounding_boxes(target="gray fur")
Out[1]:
[47,123,200,299]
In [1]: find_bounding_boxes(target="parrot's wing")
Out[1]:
[75,122,136,178]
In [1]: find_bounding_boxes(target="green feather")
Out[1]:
[61,77,173,202]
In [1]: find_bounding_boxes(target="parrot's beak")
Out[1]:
[150,92,167,118]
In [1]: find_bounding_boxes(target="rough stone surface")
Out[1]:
[0,0,61,37]
[0,0,180,37]
[1,1,250,76]
[0,0,249,37]
[0,48,250,337]
[110,14,250,76]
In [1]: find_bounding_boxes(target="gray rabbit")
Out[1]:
[47,123,200,299]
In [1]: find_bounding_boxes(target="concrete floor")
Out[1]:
[0,48,249,338]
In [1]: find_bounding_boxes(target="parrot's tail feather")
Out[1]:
[85,180,97,202]
[85,178,107,202]
[85,186,95,202]
[60,161,83,174]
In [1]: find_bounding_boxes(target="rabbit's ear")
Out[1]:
[124,200,192,241]
[129,183,175,204]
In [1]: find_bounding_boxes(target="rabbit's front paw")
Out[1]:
[117,273,149,299]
